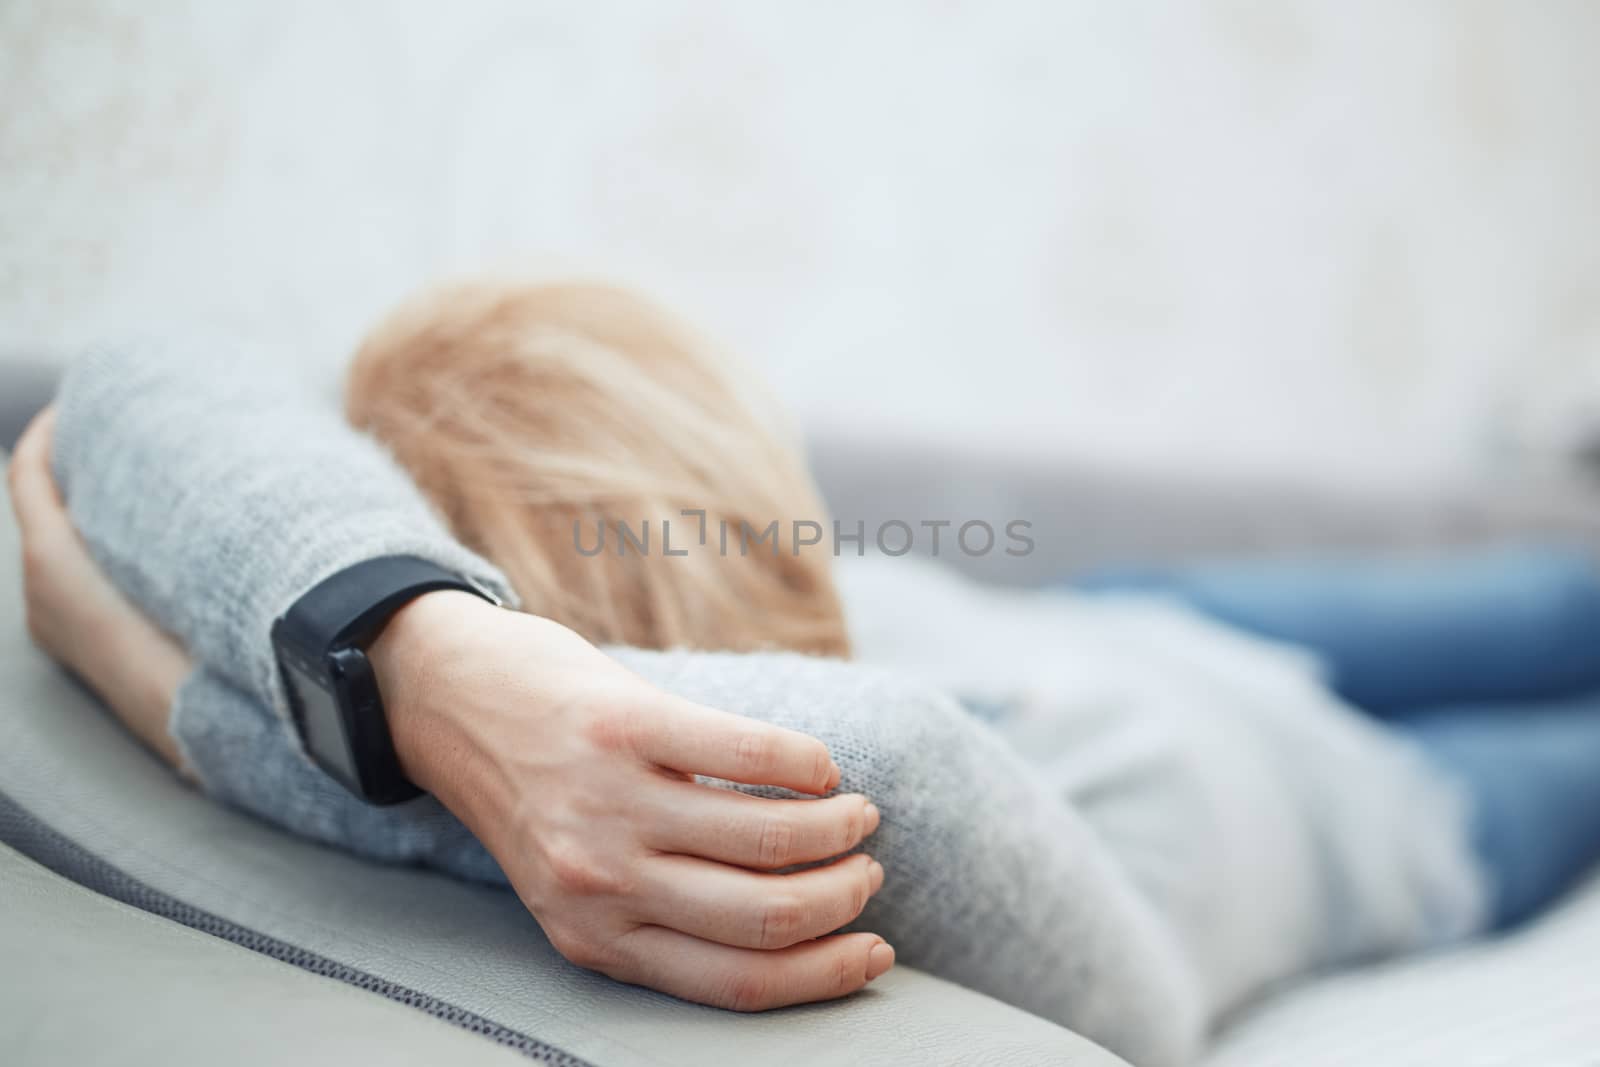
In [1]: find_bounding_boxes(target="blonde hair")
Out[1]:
[346,280,851,658]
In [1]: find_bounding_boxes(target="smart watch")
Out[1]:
[271,555,501,805]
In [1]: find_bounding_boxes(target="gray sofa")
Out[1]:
[3,366,1598,1065]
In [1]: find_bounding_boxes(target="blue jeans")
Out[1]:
[1073,545,1600,930]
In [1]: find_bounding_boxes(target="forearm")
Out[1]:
[77,596,192,772]
[50,341,517,741]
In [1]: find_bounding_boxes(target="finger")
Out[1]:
[7,407,69,540]
[644,782,880,870]
[637,698,840,794]
[637,852,884,950]
[609,927,895,1012]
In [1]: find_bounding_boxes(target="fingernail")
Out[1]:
[828,761,843,789]
[867,859,885,894]
[863,802,881,835]
[866,940,896,981]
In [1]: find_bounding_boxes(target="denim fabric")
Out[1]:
[1074,546,1600,715]
[1397,696,1600,927]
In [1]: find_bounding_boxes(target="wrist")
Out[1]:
[367,589,498,802]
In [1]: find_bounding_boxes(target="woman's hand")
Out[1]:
[7,407,192,769]
[371,590,894,1010]
[8,404,894,1010]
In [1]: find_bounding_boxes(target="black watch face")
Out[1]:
[283,656,359,787]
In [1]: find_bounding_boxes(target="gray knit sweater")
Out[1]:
[52,342,1488,1067]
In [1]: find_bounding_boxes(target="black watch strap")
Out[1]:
[273,556,500,804]
[279,556,499,652]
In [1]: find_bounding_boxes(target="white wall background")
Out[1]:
[3,0,1598,488]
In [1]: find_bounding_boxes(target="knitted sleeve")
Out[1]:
[50,339,519,754]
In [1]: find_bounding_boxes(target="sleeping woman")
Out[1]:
[10,281,1600,1066]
